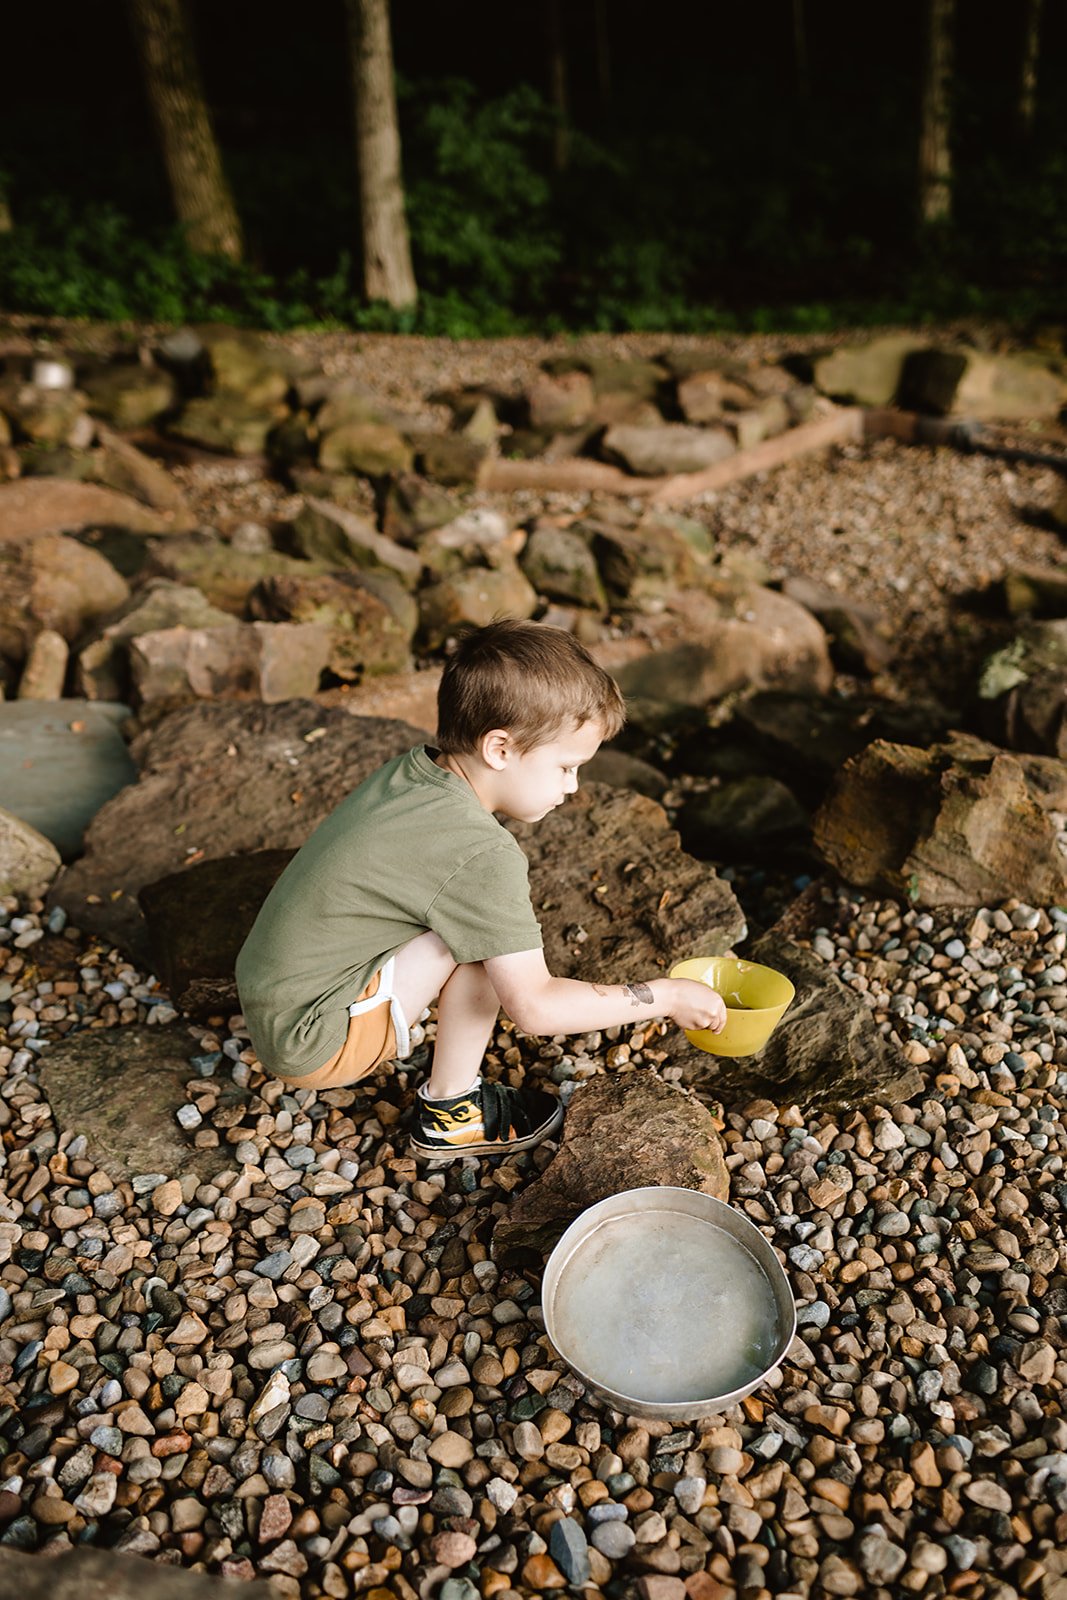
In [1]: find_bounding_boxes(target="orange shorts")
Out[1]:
[275,959,409,1090]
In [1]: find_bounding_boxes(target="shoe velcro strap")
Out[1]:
[480,1080,524,1141]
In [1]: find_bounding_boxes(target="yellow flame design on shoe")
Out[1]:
[425,1099,485,1144]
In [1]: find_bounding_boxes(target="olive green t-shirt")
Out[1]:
[235,745,543,1076]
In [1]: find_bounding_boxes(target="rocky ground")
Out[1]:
[2,327,1067,1600]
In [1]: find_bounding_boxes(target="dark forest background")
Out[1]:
[2,0,1065,335]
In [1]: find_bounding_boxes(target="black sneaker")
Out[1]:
[410,1077,563,1160]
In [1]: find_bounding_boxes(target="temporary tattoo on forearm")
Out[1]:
[625,982,654,1007]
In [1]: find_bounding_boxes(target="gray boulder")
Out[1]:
[318,421,414,476]
[81,362,177,428]
[519,525,606,610]
[167,395,282,456]
[0,700,135,859]
[600,422,734,477]
[129,621,332,706]
[812,334,927,406]
[417,563,538,649]
[76,581,234,701]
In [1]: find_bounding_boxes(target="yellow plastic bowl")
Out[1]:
[670,956,795,1058]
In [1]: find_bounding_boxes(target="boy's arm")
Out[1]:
[483,948,727,1037]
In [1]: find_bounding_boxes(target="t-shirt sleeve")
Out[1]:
[426,841,542,964]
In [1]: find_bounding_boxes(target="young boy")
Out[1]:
[235,619,727,1159]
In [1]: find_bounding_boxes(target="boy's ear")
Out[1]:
[480,728,513,769]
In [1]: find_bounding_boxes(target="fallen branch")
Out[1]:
[480,407,864,501]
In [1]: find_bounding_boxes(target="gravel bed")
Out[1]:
[2,883,1067,1600]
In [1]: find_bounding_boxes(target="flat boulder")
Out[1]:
[52,703,427,959]
[76,580,235,701]
[492,1071,729,1259]
[0,477,177,541]
[0,700,135,859]
[40,1023,231,1184]
[248,570,415,679]
[813,737,1067,907]
[669,932,923,1113]
[167,395,282,456]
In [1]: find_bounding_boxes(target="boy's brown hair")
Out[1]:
[436,618,626,754]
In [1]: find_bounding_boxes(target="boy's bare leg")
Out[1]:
[426,960,500,1098]
[390,934,499,1096]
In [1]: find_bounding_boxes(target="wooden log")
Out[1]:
[480,407,864,502]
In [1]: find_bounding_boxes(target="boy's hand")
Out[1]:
[666,977,728,1034]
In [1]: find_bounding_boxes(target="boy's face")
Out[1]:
[495,719,604,823]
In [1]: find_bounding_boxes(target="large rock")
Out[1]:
[492,1072,729,1260]
[167,395,282,456]
[41,1024,230,1184]
[979,620,1067,756]
[417,563,538,649]
[813,738,1067,907]
[380,473,459,542]
[600,422,735,477]
[0,1547,274,1600]
[812,334,927,406]
[51,704,427,959]
[318,421,414,476]
[669,932,924,1113]
[545,353,666,401]
[76,581,235,701]
[416,434,491,487]
[0,805,61,894]
[526,370,595,431]
[0,701,135,858]
[200,327,296,406]
[675,367,757,423]
[128,621,332,706]
[900,347,1067,421]
[519,525,606,610]
[143,533,331,616]
[288,497,421,587]
[0,477,177,542]
[81,362,177,428]
[589,518,701,605]
[0,534,129,663]
[247,571,415,679]
[511,782,746,983]
[613,587,833,708]
[140,850,296,1017]
[781,573,895,675]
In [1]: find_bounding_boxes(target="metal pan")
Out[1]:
[542,1187,796,1421]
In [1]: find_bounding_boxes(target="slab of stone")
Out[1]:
[0,1542,275,1599]
[76,581,235,701]
[52,703,427,959]
[40,1023,231,1184]
[0,804,62,895]
[0,477,178,541]
[492,1072,729,1258]
[128,620,332,705]
[671,932,923,1113]
[812,334,927,406]
[0,700,135,858]
[601,422,735,477]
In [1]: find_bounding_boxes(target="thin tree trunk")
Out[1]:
[124,0,243,260]
[1019,0,1043,138]
[548,0,570,173]
[346,0,417,309]
[593,0,611,112]
[0,193,11,235]
[792,0,810,102]
[918,0,955,227]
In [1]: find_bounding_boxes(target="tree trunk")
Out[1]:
[346,0,417,309]
[124,0,243,260]
[918,0,955,227]
[792,0,810,102]
[593,0,611,112]
[1019,0,1043,138]
[0,192,11,235]
[548,0,570,173]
